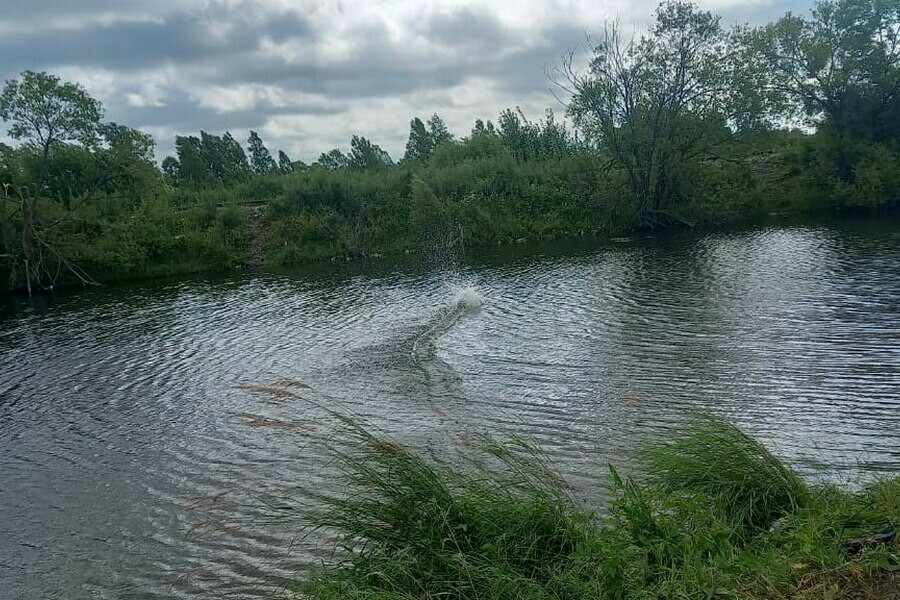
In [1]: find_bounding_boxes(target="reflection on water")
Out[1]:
[2,219,900,599]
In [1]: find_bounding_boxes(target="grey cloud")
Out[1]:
[0,0,819,162]
[1,0,153,21]
[202,18,570,101]
[115,96,341,131]
[425,8,510,45]
[0,10,312,75]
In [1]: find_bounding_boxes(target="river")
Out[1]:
[2,218,899,599]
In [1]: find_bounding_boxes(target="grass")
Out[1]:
[294,415,900,599]
[638,415,811,536]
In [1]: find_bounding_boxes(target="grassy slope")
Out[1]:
[296,416,900,599]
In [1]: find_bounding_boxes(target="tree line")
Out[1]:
[1,0,898,292]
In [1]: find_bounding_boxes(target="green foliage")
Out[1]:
[568,1,748,224]
[349,135,393,170]
[849,144,900,207]
[99,123,160,198]
[639,415,810,535]
[3,0,900,292]
[278,150,294,173]
[248,130,277,174]
[498,108,573,161]
[300,416,900,600]
[317,148,350,170]
[404,114,454,163]
[747,0,900,180]
[0,70,104,153]
[173,135,206,183]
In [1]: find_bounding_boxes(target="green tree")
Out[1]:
[248,130,277,174]
[278,150,294,173]
[174,135,205,183]
[566,1,742,223]
[748,0,900,180]
[221,131,251,180]
[427,113,453,147]
[348,135,392,170]
[0,70,104,292]
[471,118,495,137]
[0,71,103,179]
[0,143,16,184]
[39,143,100,206]
[496,108,571,160]
[103,123,155,163]
[95,123,159,199]
[161,156,180,181]
[317,148,349,170]
[404,117,432,162]
[200,131,227,180]
[404,114,454,163]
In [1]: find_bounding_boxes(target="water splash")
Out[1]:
[453,286,483,312]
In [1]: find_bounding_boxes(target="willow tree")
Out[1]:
[563,1,748,224]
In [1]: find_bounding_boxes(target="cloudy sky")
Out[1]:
[1,0,813,162]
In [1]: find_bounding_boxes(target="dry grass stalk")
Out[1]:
[231,411,318,431]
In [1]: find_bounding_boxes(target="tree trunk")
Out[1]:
[21,193,35,297]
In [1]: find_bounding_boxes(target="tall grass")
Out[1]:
[639,414,810,535]
[297,415,900,599]
[304,421,588,599]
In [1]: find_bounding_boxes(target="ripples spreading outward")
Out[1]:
[1,220,899,599]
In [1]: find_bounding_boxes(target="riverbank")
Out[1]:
[2,132,897,297]
[297,416,899,599]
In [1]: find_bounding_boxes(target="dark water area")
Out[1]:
[2,217,899,599]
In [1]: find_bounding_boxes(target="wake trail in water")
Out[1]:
[410,285,483,363]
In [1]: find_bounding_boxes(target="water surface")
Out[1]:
[2,219,899,598]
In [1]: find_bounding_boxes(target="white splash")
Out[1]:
[453,286,483,312]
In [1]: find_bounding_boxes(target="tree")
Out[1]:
[221,131,251,180]
[348,135,393,170]
[0,71,103,179]
[317,148,349,170]
[103,122,154,163]
[278,150,294,173]
[0,70,104,293]
[564,1,742,224]
[248,130,276,174]
[200,131,227,180]
[99,124,159,199]
[427,113,453,147]
[404,113,454,163]
[495,108,573,160]
[747,0,900,179]
[404,117,432,162]
[38,143,100,207]
[161,156,180,181]
[0,143,16,184]
[471,118,497,137]
[174,135,205,183]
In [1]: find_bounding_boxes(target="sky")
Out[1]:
[0,0,814,163]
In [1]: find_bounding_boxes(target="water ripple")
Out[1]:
[2,220,900,598]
